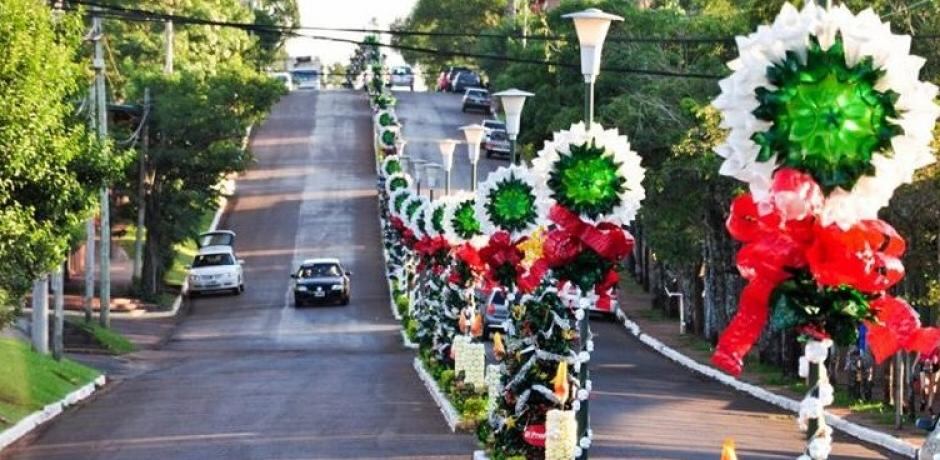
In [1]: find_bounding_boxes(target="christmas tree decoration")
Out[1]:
[711,4,940,458]
[712,2,939,229]
[483,278,586,459]
[531,122,645,226]
[476,165,549,240]
[545,409,578,460]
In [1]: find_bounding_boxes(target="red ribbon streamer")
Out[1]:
[866,296,940,364]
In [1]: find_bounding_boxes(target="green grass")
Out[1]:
[164,209,216,287]
[0,338,100,429]
[67,318,136,354]
[637,308,668,322]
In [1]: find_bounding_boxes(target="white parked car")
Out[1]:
[389,66,415,91]
[187,231,244,296]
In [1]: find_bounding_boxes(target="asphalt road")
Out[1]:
[2,90,898,460]
[2,90,474,460]
[392,90,506,195]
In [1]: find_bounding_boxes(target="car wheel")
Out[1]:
[239,283,245,293]
[232,287,241,295]
[482,324,491,340]
[485,150,492,159]
[341,294,350,306]
[461,106,467,113]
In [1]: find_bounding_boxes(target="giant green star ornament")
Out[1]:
[548,141,626,220]
[752,35,902,192]
[485,177,538,234]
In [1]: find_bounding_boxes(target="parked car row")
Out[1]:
[476,285,619,339]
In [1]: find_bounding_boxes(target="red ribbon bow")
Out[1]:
[479,231,524,289]
[866,296,940,364]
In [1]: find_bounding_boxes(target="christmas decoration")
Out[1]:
[545,409,578,460]
[476,165,549,240]
[712,2,939,229]
[442,191,486,246]
[710,4,940,458]
[532,122,645,226]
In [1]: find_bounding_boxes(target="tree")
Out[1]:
[392,0,508,83]
[0,0,113,323]
[324,62,348,88]
[99,0,289,296]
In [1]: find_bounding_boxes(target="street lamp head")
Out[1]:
[437,139,458,173]
[562,8,623,82]
[493,88,534,140]
[460,124,486,164]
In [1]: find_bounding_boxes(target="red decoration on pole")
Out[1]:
[523,424,547,447]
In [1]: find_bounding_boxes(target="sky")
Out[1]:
[285,0,419,67]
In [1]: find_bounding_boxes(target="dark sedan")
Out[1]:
[291,258,351,306]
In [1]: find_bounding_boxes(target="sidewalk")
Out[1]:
[614,275,924,453]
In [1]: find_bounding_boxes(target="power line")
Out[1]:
[65,0,738,45]
[61,2,727,80]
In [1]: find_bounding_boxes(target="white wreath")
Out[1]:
[475,165,550,240]
[712,2,939,228]
[531,121,646,227]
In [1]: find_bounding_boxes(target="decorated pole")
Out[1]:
[709,3,940,458]
[562,9,622,458]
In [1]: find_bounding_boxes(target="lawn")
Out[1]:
[0,338,100,430]
[66,318,135,354]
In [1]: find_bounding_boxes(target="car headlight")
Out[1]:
[331,284,344,291]
[190,274,200,281]
[296,285,308,292]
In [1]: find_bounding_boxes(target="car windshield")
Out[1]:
[193,253,235,267]
[291,70,318,82]
[492,291,506,305]
[459,74,480,84]
[299,263,341,278]
[484,121,505,130]
[393,67,411,75]
[467,90,487,98]
[489,131,508,141]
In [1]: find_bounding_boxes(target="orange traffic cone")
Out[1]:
[720,438,738,460]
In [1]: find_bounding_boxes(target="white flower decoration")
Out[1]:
[381,156,404,178]
[440,191,485,247]
[474,165,550,240]
[712,2,940,229]
[402,195,430,238]
[384,172,412,196]
[389,188,414,218]
[532,121,646,227]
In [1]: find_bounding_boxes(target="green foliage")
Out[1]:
[67,318,136,354]
[392,0,508,82]
[0,0,112,318]
[0,338,100,428]
[103,0,291,295]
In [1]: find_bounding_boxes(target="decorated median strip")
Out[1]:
[366,2,940,457]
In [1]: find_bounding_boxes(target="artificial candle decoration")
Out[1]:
[476,165,549,241]
[712,2,939,229]
[545,409,578,460]
[710,4,940,459]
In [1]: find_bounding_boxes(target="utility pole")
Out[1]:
[93,9,111,328]
[133,89,150,282]
[83,90,96,323]
[52,266,65,360]
[164,20,174,74]
[31,275,49,354]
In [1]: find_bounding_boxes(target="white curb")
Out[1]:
[0,375,106,451]
[413,357,459,432]
[614,308,919,458]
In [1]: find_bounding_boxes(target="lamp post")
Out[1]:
[425,163,443,200]
[438,139,457,195]
[460,124,485,192]
[411,158,427,196]
[563,8,622,130]
[493,88,533,165]
[395,138,407,156]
